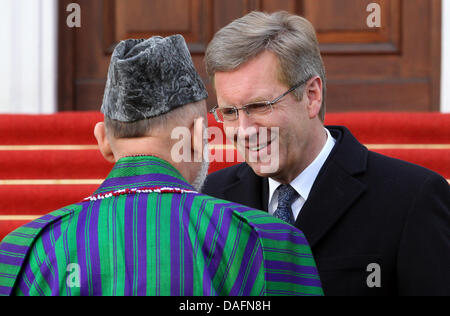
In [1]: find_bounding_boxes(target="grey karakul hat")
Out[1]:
[101,34,208,122]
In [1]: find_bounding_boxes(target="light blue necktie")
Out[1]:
[273,184,299,225]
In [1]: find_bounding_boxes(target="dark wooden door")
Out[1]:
[58,0,441,112]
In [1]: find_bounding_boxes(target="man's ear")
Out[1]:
[94,122,116,163]
[190,116,206,163]
[306,76,323,119]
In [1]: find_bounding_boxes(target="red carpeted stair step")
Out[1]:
[324,113,450,144]
[0,185,99,215]
[0,112,103,145]
[0,184,101,241]
[372,149,450,179]
[0,150,112,179]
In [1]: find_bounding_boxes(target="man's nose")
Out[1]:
[237,109,255,134]
[236,111,260,144]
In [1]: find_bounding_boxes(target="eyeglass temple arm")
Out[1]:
[270,79,308,105]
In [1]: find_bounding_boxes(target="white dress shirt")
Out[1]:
[268,128,336,221]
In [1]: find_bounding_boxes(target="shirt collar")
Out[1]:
[268,128,336,202]
[93,155,194,196]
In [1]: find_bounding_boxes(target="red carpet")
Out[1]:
[0,185,99,215]
[0,112,102,145]
[1,112,449,241]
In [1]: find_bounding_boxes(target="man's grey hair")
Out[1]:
[205,11,326,122]
[105,100,206,138]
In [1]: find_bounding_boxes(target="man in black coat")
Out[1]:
[202,11,450,296]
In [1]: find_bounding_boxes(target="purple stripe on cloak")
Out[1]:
[39,228,56,293]
[36,256,54,294]
[0,254,22,266]
[124,195,135,296]
[88,201,102,296]
[48,221,62,296]
[192,199,208,257]
[229,234,259,296]
[114,160,174,171]
[256,230,308,244]
[29,249,45,296]
[197,201,234,296]
[97,174,192,192]
[23,221,49,229]
[53,219,62,243]
[266,271,322,287]
[63,212,74,296]
[199,203,230,260]
[155,194,162,296]
[75,203,89,296]
[181,195,195,296]
[49,254,60,296]
[240,243,264,296]
[39,214,58,222]
[17,278,29,296]
[229,205,255,213]
[0,243,28,255]
[265,260,320,276]
[216,221,243,294]
[136,194,148,296]
[0,273,15,278]
[49,223,62,295]
[205,206,234,286]
[111,197,119,296]
[22,215,58,229]
[265,289,319,296]
[262,247,313,259]
[40,227,53,258]
[8,233,35,239]
[0,286,11,295]
[201,204,223,296]
[253,222,305,234]
[16,258,36,295]
[23,214,57,229]
[170,194,182,296]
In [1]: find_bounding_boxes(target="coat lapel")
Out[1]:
[296,160,366,248]
[223,164,269,212]
[296,127,368,248]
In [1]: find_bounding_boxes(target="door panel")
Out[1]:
[58,0,441,112]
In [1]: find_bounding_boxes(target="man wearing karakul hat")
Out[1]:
[0,35,323,296]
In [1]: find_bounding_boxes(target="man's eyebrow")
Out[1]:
[244,96,274,104]
[219,95,274,107]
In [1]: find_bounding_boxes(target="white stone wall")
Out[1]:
[0,0,56,114]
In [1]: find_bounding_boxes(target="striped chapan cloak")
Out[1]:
[0,156,323,296]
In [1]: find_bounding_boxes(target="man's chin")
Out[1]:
[239,141,280,177]
[247,160,280,178]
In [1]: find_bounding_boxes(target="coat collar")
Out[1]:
[92,156,195,197]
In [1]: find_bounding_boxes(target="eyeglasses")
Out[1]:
[210,78,309,123]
